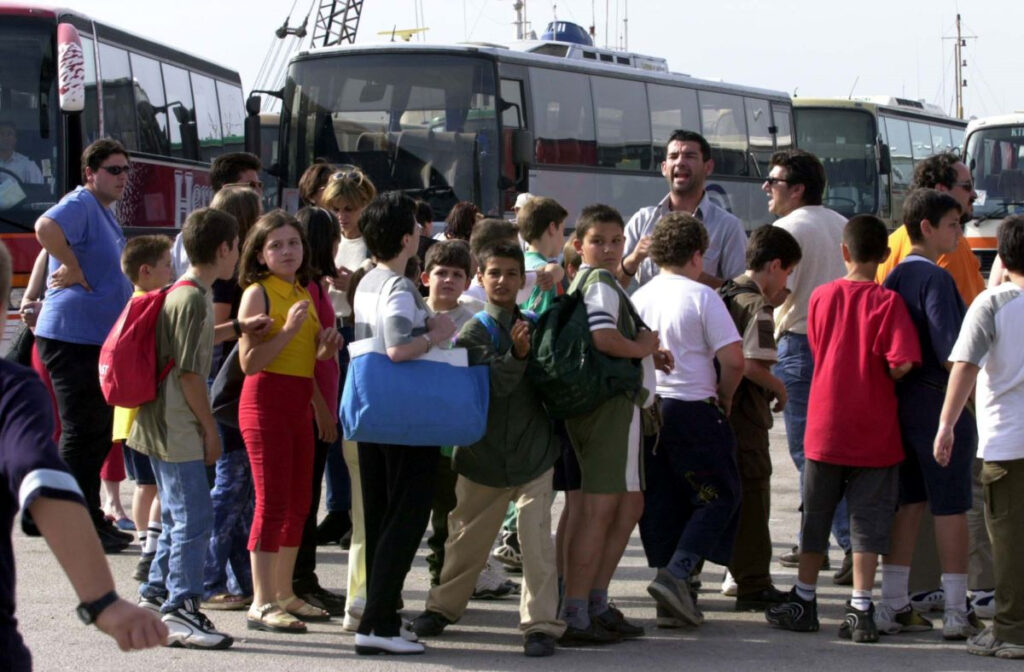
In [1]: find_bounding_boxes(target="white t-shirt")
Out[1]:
[632,273,741,401]
[773,205,847,337]
[948,282,1024,461]
[330,235,370,318]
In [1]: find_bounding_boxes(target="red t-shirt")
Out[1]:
[805,279,921,467]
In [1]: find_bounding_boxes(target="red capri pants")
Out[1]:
[240,371,314,552]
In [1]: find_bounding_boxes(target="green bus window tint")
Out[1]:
[793,107,877,218]
[190,72,223,158]
[129,52,170,156]
[161,63,195,159]
[648,84,699,166]
[217,81,245,152]
[909,120,933,161]
[745,97,772,177]
[98,42,138,150]
[698,91,748,177]
[529,67,596,165]
[591,76,651,171]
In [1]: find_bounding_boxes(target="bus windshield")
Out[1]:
[965,125,1024,221]
[284,53,499,217]
[0,17,58,232]
[794,107,878,218]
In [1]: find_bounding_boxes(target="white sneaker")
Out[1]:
[472,561,515,599]
[944,609,982,641]
[873,602,934,634]
[343,596,365,632]
[909,588,945,613]
[720,570,738,597]
[354,632,425,655]
[972,590,996,619]
[162,598,233,649]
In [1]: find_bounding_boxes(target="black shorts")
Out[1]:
[552,421,581,492]
[122,443,156,486]
[801,459,899,555]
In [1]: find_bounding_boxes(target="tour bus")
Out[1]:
[0,4,246,309]
[269,32,795,229]
[962,114,1024,274]
[793,97,966,226]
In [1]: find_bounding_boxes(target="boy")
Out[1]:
[131,208,240,649]
[518,196,568,314]
[718,225,801,611]
[936,214,1024,659]
[766,215,921,643]
[562,239,581,282]
[115,236,174,584]
[631,213,743,628]
[560,204,665,644]
[420,240,516,599]
[879,189,980,640]
[409,242,564,657]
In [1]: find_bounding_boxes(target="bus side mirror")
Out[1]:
[56,23,85,113]
[879,143,892,175]
[245,95,262,156]
[511,128,533,165]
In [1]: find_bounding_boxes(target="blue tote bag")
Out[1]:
[340,278,489,446]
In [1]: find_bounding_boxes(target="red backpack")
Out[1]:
[98,279,198,407]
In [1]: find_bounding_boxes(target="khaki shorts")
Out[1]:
[565,394,642,494]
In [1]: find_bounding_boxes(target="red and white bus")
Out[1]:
[0,4,246,310]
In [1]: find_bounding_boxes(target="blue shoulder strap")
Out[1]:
[474,311,502,350]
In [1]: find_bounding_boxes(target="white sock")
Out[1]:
[143,524,161,555]
[851,589,872,612]
[941,573,968,613]
[795,580,816,601]
[881,564,910,610]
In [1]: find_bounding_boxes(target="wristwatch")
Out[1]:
[76,590,119,625]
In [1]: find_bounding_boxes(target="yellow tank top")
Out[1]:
[256,274,319,378]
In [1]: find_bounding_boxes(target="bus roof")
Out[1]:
[793,97,964,125]
[290,41,791,102]
[966,113,1024,135]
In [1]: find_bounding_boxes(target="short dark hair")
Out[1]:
[121,235,172,284]
[209,152,262,192]
[901,188,962,243]
[425,239,472,277]
[81,138,129,183]
[210,186,261,243]
[444,201,481,241]
[998,215,1024,274]
[649,212,708,267]
[296,206,340,281]
[477,241,526,277]
[182,207,238,266]
[575,203,624,240]
[746,225,802,272]
[239,210,311,286]
[843,215,889,263]
[359,191,417,261]
[667,129,711,162]
[912,152,960,191]
[414,200,434,225]
[517,196,568,243]
[298,160,335,205]
[469,218,518,258]
[405,255,421,283]
[770,149,826,206]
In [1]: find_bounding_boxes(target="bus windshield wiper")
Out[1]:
[976,202,1024,223]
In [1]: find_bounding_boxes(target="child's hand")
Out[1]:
[202,429,222,466]
[653,348,674,373]
[535,269,554,292]
[511,319,530,359]
[317,326,344,360]
[636,329,660,356]
[312,394,338,442]
[427,313,456,344]
[241,314,273,338]
[329,266,353,292]
[933,424,954,467]
[283,300,310,334]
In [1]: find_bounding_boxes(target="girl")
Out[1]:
[237,210,343,633]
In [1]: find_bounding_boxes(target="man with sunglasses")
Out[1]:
[32,138,135,553]
[763,149,853,583]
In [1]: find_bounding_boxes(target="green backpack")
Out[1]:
[526,268,645,419]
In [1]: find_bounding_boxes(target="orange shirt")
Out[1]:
[875,226,985,305]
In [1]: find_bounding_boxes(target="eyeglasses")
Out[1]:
[763,176,791,186]
[223,180,264,191]
[954,181,975,191]
[100,165,131,176]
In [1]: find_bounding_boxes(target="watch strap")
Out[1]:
[77,589,119,625]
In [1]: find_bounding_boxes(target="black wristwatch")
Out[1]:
[76,590,119,625]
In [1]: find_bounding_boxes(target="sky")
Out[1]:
[23,0,1021,120]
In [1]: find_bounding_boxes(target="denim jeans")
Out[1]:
[774,332,851,552]
[141,457,214,611]
[202,437,254,598]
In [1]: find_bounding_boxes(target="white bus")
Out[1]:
[271,34,794,228]
[962,113,1024,274]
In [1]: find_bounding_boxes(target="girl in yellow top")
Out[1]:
[236,210,343,633]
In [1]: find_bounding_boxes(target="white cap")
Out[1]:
[514,192,535,210]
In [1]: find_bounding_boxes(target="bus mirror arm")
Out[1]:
[879,143,892,175]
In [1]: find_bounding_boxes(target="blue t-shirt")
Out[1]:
[34,187,132,345]
[882,255,966,389]
[0,359,85,671]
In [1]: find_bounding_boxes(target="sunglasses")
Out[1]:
[99,165,132,176]
[763,176,791,186]
[331,164,366,185]
[223,180,264,191]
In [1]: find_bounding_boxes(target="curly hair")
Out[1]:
[911,152,960,191]
[649,212,708,268]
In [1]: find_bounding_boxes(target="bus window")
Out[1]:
[500,79,524,129]
[909,120,933,162]
[80,35,99,144]
[951,127,964,152]
[98,43,138,150]
[591,76,651,170]
[217,81,245,153]
[161,63,197,160]
[883,116,913,219]
[698,91,748,176]
[930,124,953,154]
[648,84,699,165]
[529,67,596,166]
[745,97,773,177]
[772,104,793,150]
[190,72,223,161]
[129,53,170,156]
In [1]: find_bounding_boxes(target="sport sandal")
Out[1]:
[247,602,307,633]
[278,595,331,622]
